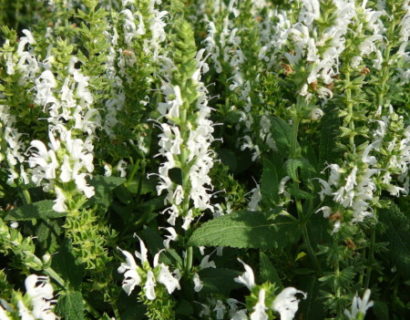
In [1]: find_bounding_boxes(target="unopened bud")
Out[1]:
[309,108,324,121]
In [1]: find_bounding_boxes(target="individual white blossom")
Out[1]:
[272,287,307,320]
[248,184,262,211]
[214,300,227,320]
[199,254,216,269]
[344,289,374,320]
[117,248,142,295]
[193,273,204,292]
[250,289,268,320]
[161,227,178,249]
[234,259,255,290]
[0,306,10,320]
[10,275,59,320]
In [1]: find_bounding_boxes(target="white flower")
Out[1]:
[214,300,226,320]
[161,227,178,248]
[117,248,141,295]
[234,259,255,290]
[156,264,180,294]
[18,301,35,320]
[24,275,58,320]
[309,108,324,121]
[193,273,203,292]
[200,254,216,269]
[344,289,374,320]
[0,306,10,320]
[250,289,268,320]
[144,270,156,300]
[272,287,307,320]
[231,309,249,320]
[53,187,67,213]
[248,184,262,211]
[118,238,180,299]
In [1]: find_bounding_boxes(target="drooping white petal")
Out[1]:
[156,264,180,294]
[272,287,306,320]
[234,259,255,290]
[193,273,203,292]
[117,248,141,295]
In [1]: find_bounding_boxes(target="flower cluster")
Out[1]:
[233,259,307,320]
[117,236,181,299]
[0,275,58,320]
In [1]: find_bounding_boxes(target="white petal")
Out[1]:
[193,273,203,292]
[157,264,180,294]
[250,289,268,320]
[234,258,255,290]
[144,271,156,300]
[272,287,306,320]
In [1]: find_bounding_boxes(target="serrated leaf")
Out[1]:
[270,116,294,153]
[89,175,125,209]
[56,291,85,320]
[4,200,65,221]
[189,211,300,249]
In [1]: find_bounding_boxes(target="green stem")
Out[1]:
[21,188,32,205]
[44,267,66,288]
[345,70,356,153]
[365,228,376,289]
[297,200,321,273]
[184,246,193,273]
[290,116,300,158]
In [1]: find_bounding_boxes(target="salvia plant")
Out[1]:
[0,0,409,319]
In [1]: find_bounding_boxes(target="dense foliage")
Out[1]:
[0,0,409,319]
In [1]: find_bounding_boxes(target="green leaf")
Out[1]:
[56,291,85,320]
[319,105,340,164]
[270,116,298,154]
[285,158,304,183]
[218,148,237,172]
[198,268,241,295]
[189,211,300,249]
[261,158,279,205]
[259,252,282,286]
[52,242,84,289]
[89,175,125,209]
[287,184,314,199]
[373,301,389,320]
[4,200,65,221]
[378,203,410,278]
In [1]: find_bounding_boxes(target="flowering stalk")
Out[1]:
[155,10,215,229]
